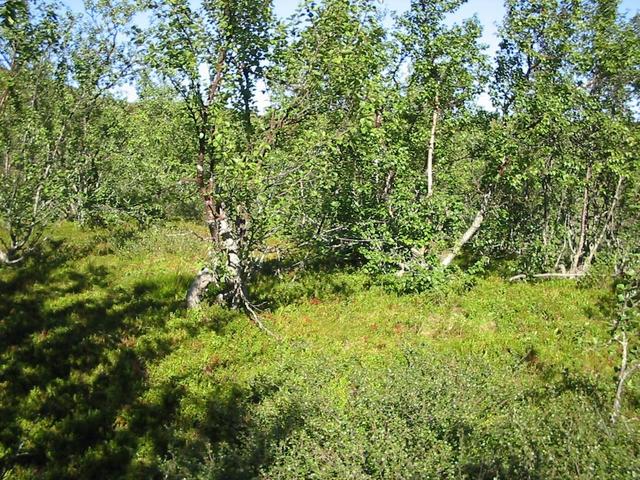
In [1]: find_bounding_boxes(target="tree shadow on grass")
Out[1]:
[0,243,191,478]
[0,240,309,479]
[153,378,308,480]
[250,264,368,312]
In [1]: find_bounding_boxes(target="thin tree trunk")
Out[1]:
[185,203,272,337]
[570,164,591,273]
[186,48,227,307]
[197,132,219,244]
[541,157,554,256]
[184,47,275,336]
[218,204,277,336]
[611,332,640,424]
[441,191,491,267]
[186,149,226,308]
[439,156,511,268]
[425,96,439,198]
[553,239,568,271]
[218,204,244,306]
[584,175,624,270]
[201,46,227,246]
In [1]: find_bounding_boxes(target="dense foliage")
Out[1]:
[2,0,638,278]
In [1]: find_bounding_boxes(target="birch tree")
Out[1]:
[397,0,487,198]
[445,0,639,274]
[0,0,137,264]
[145,0,297,328]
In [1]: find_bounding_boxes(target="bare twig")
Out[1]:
[611,331,640,424]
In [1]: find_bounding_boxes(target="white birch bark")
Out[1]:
[611,332,640,424]
[426,103,439,197]
[570,165,592,273]
[583,175,624,270]
[185,268,216,308]
[440,191,491,267]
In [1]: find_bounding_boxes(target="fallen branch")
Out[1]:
[509,272,586,282]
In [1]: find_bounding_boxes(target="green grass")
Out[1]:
[1,223,638,479]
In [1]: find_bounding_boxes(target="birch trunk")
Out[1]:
[440,191,491,267]
[583,175,624,271]
[186,268,216,308]
[184,204,244,308]
[425,97,439,198]
[186,48,227,308]
[218,204,245,308]
[570,164,591,273]
[185,132,219,308]
[218,205,276,335]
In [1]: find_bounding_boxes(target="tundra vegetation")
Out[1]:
[1,0,640,478]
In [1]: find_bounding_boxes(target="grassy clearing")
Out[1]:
[1,223,638,479]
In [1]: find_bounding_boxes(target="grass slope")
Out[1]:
[1,223,638,479]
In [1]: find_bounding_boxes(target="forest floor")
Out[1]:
[1,222,638,479]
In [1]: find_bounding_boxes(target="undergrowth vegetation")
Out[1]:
[1,223,638,479]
